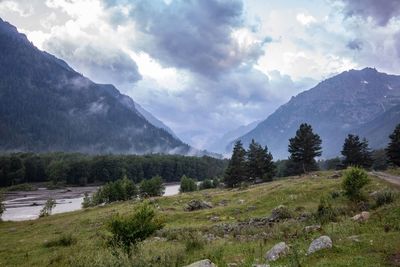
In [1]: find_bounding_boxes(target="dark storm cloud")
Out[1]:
[44,37,141,84]
[346,39,362,51]
[341,0,400,26]
[105,0,265,78]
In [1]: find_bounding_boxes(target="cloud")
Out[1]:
[340,0,400,26]
[44,35,142,84]
[346,39,363,51]
[105,0,266,78]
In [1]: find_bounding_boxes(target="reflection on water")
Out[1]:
[2,184,180,221]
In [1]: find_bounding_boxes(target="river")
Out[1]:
[2,183,181,221]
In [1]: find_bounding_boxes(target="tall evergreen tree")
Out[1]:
[341,134,373,168]
[247,139,275,182]
[288,123,322,174]
[386,124,400,167]
[224,140,247,188]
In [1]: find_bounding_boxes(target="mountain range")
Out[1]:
[232,68,400,159]
[0,18,195,155]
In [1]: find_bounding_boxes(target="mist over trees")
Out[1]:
[0,153,228,187]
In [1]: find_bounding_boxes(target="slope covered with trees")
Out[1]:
[0,18,192,155]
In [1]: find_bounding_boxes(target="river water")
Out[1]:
[2,183,181,221]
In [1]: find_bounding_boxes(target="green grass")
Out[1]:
[0,171,399,266]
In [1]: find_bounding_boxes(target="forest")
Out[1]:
[0,152,228,187]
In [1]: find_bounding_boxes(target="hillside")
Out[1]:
[235,68,400,158]
[0,18,191,155]
[0,171,399,266]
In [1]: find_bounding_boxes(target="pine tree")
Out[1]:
[247,139,276,182]
[341,134,372,168]
[386,124,400,167]
[288,123,322,174]
[224,140,247,188]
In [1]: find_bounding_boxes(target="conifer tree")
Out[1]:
[224,140,247,187]
[386,124,400,167]
[341,134,372,168]
[247,139,275,182]
[288,123,322,174]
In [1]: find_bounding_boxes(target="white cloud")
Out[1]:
[296,13,317,25]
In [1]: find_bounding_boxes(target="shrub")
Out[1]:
[39,198,56,217]
[375,190,397,207]
[139,176,165,197]
[6,183,37,191]
[179,175,197,193]
[342,167,370,201]
[81,192,93,208]
[0,193,5,220]
[108,203,164,253]
[90,176,137,205]
[199,179,213,190]
[184,231,205,252]
[44,234,76,247]
[315,197,337,224]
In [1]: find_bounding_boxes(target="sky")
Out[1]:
[1,0,400,150]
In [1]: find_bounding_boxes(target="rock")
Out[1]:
[185,200,213,211]
[238,199,245,204]
[352,211,370,222]
[348,235,360,242]
[307,236,332,254]
[184,259,216,267]
[210,216,220,222]
[227,263,238,267]
[369,191,378,197]
[265,242,289,261]
[304,225,321,233]
[268,205,292,222]
[218,199,229,206]
[328,171,341,179]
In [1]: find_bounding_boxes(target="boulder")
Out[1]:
[184,259,216,267]
[268,205,292,222]
[265,242,289,261]
[307,236,332,254]
[352,211,370,222]
[185,200,213,211]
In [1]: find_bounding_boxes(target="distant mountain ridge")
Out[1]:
[234,68,400,158]
[0,18,194,155]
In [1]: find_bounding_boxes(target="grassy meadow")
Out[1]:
[0,171,399,267]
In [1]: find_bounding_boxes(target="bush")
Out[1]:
[0,193,5,220]
[139,176,165,197]
[90,176,137,206]
[342,167,370,201]
[44,234,76,247]
[375,190,397,207]
[179,175,197,193]
[315,197,337,224]
[108,203,164,252]
[39,198,56,217]
[184,231,205,252]
[199,178,220,190]
[6,183,37,192]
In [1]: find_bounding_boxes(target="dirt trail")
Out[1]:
[371,171,400,187]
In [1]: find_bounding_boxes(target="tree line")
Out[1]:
[0,153,228,187]
[225,123,400,187]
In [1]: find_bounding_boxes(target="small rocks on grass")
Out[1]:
[185,200,213,211]
[184,259,216,267]
[265,242,289,261]
[307,235,332,255]
[328,171,341,179]
[352,211,370,222]
[209,216,220,222]
[238,199,245,204]
[268,205,292,222]
[304,224,321,233]
[348,235,361,242]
